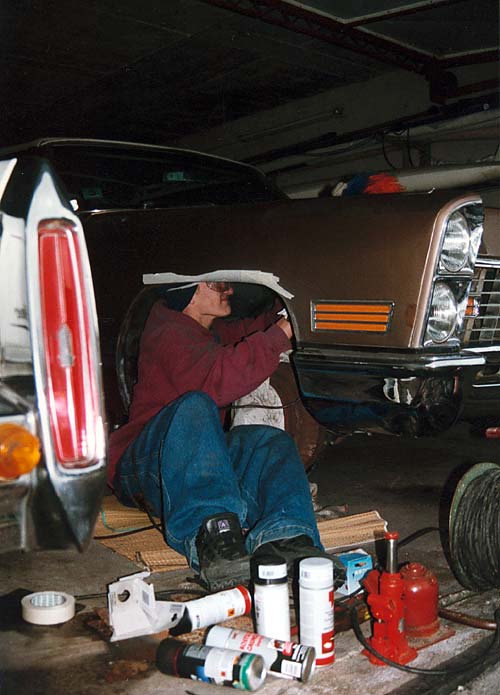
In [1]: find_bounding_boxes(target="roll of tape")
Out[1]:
[21,591,75,625]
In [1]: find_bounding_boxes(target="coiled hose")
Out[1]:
[449,463,500,591]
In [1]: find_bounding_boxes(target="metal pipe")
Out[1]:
[385,531,399,574]
[439,607,498,631]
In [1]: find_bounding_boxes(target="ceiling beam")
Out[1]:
[199,0,498,77]
[344,0,470,27]
[199,0,437,75]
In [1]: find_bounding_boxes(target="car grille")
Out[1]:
[463,263,500,348]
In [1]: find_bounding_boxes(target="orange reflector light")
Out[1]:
[0,423,41,479]
[465,296,480,318]
[312,300,394,333]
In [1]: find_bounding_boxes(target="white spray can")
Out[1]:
[299,557,335,667]
[206,625,316,682]
[169,585,252,636]
[253,558,291,641]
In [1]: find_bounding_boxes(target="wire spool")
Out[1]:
[448,462,500,591]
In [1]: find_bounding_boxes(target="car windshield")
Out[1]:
[37,144,284,211]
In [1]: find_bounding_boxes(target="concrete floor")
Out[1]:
[1,423,500,695]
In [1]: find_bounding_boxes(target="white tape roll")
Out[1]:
[21,591,76,625]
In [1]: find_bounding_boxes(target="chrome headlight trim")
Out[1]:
[412,196,484,348]
[437,202,484,277]
[425,281,458,344]
[439,211,470,273]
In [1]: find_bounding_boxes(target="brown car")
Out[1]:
[1,140,498,538]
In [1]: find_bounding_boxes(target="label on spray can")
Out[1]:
[299,557,335,666]
[206,625,316,682]
[156,639,266,691]
[169,585,251,636]
[252,559,291,641]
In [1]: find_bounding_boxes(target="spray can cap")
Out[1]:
[253,557,288,584]
[299,557,334,589]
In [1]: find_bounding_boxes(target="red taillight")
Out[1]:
[38,219,100,469]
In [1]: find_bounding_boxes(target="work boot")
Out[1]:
[253,535,346,588]
[195,513,250,591]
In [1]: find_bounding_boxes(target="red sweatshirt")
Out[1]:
[107,300,291,483]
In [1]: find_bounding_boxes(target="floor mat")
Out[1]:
[94,495,387,572]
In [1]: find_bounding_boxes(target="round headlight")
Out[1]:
[427,282,457,343]
[441,212,470,272]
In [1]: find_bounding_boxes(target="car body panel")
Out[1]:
[77,191,486,438]
[82,191,463,350]
[2,139,498,448]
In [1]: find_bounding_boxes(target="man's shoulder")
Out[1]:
[146,301,207,338]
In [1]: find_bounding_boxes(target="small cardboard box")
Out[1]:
[336,549,373,595]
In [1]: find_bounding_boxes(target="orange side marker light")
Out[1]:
[0,423,41,479]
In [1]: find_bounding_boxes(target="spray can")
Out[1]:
[169,585,251,636]
[206,625,316,682]
[253,558,291,641]
[299,557,335,667]
[157,639,266,691]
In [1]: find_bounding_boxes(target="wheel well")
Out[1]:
[115,282,288,413]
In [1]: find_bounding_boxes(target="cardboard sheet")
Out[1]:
[95,496,387,572]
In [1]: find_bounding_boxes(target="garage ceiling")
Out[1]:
[2,0,499,164]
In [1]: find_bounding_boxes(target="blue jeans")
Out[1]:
[113,391,321,570]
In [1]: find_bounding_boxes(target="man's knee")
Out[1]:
[230,424,299,461]
[159,392,222,435]
[174,391,219,418]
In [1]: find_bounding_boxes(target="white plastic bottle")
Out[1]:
[299,557,335,666]
[253,558,291,641]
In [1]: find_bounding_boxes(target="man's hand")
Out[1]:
[276,317,293,340]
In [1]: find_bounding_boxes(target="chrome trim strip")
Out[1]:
[0,383,33,414]
[296,347,484,371]
[425,356,484,369]
[0,159,17,201]
[472,382,500,388]
[467,345,500,353]
[475,258,500,269]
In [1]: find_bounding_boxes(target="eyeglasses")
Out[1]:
[206,281,232,294]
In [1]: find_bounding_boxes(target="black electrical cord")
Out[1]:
[350,604,500,676]
[381,132,397,170]
[399,526,439,548]
[406,128,416,168]
[94,445,166,540]
[75,587,206,602]
[131,444,165,535]
[450,467,500,591]
[94,524,156,540]
[228,397,301,410]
